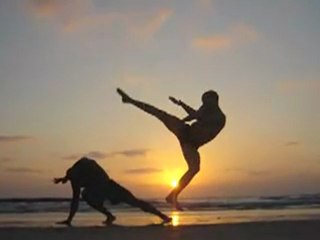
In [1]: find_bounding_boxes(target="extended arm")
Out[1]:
[54,176,80,226]
[169,96,196,115]
[64,182,80,225]
[182,112,198,122]
[182,104,207,122]
[54,176,68,184]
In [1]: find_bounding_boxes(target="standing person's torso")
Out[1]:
[196,104,226,131]
[189,104,226,147]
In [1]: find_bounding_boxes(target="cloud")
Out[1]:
[124,167,163,174]
[117,72,160,90]
[245,169,270,176]
[63,149,149,160]
[286,141,300,146]
[29,0,65,17]
[62,151,108,160]
[192,35,232,51]
[28,0,173,40]
[129,9,173,41]
[119,73,150,86]
[1,157,15,162]
[0,135,33,143]
[197,0,214,9]
[5,167,43,174]
[62,154,81,161]
[86,151,108,159]
[111,149,149,157]
[277,79,320,94]
[231,23,258,43]
[192,23,258,52]
[225,167,270,177]
[29,0,118,32]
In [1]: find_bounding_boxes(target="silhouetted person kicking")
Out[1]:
[117,88,226,210]
[54,157,171,226]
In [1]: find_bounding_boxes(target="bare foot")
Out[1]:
[161,216,172,225]
[56,219,72,226]
[117,88,132,103]
[103,215,116,225]
[166,193,184,211]
[173,201,184,211]
[165,193,174,204]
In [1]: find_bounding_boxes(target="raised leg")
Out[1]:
[117,88,187,140]
[166,143,200,210]
[117,88,200,211]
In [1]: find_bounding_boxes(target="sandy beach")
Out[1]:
[1,220,319,240]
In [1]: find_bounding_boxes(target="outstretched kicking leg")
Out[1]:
[117,88,186,140]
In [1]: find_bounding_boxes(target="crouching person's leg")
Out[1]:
[82,188,116,225]
[125,194,171,224]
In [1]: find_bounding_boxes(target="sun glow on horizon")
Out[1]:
[171,212,180,227]
[162,168,184,189]
[171,179,178,188]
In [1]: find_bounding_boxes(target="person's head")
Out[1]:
[202,90,219,105]
[79,156,90,161]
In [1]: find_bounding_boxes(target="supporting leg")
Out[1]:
[82,190,116,225]
[89,202,116,225]
[125,195,171,223]
[166,143,200,210]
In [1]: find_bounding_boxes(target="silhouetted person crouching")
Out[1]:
[54,157,171,226]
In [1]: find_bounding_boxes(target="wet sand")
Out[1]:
[1,219,319,240]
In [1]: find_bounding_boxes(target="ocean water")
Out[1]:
[1,194,320,227]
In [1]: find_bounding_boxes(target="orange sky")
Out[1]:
[0,0,319,198]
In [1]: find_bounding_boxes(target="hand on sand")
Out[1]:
[117,88,131,103]
[56,219,72,226]
[102,215,116,226]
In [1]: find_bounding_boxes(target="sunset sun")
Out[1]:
[171,180,178,188]
[163,169,183,189]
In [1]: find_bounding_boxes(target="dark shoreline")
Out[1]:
[0,198,72,203]
[0,219,319,240]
